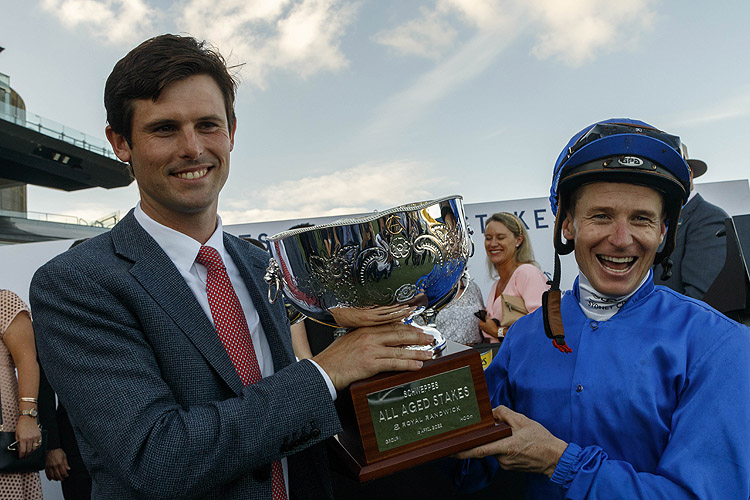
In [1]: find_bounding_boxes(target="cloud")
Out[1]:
[178,0,358,88]
[363,1,522,139]
[436,0,511,31]
[362,27,517,139]
[220,160,451,224]
[373,0,655,67]
[363,0,655,137]
[40,0,156,44]
[40,0,357,87]
[372,0,510,58]
[528,0,656,66]
[373,7,458,59]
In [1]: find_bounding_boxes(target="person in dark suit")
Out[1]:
[654,145,729,299]
[39,364,91,500]
[29,34,432,500]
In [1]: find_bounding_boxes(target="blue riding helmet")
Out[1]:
[549,118,691,262]
[541,119,691,353]
[550,118,690,216]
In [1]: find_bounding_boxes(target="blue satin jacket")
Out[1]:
[457,275,750,499]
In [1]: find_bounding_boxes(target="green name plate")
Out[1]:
[366,366,482,452]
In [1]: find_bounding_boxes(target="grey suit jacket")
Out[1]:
[30,211,342,500]
[655,193,729,299]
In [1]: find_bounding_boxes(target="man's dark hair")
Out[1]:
[104,34,238,145]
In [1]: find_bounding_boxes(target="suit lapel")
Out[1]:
[224,235,295,371]
[111,213,244,395]
[682,194,700,222]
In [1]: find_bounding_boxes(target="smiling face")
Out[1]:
[106,74,235,238]
[484,220,522,269]
[562,182,666,297]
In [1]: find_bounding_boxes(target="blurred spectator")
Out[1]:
[479,213,549,342]
[39,367,89,500]
[654,145,729,299]
[429,270,484,345]
[0,290,43,498]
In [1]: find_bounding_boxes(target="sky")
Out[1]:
[2,0,750,226]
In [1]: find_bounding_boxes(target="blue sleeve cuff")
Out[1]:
[550,442,583,489]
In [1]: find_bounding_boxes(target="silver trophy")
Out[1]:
[264,195,472,351]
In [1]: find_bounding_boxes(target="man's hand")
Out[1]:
[15,415,42,459]
[330,304,415,328]
[45,448,71,481]
[455,405,567,478]
[313,323,433,390]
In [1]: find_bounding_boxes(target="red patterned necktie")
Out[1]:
[196,245,287,500]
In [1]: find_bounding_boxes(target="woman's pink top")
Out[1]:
[483,263,549,343]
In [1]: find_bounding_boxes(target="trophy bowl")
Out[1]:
[265,195,472,343]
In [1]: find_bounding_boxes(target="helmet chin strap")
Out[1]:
[659,257,673,281]
[654,204,682,281]
[542,251,572,353]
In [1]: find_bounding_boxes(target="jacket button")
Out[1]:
[311,428,321,438]
[575,384,584,393]
[301,433,311,443]
[253,465,271,482]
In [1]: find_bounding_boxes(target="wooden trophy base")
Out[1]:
[333,341,511,482]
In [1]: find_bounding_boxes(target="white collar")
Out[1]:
[133,202,225,273]
[577,271,650,321]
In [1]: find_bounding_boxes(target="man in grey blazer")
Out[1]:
[654,149,729,299]
[29,34,432,500]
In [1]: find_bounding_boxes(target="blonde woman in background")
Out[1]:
[479,213,549,342]
[0,290,43,499]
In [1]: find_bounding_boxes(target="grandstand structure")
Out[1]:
[0,53,132,244]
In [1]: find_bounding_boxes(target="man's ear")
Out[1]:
[561,213,575,242]
[659,219,667,244]
[106,126,132,164]
[229,118,237,152]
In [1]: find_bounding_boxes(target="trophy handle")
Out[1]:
[264,257,283,304]
[466,222,476,258]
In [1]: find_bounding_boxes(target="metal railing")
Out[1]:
[0,209,121,228]
[0,102,117,160]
